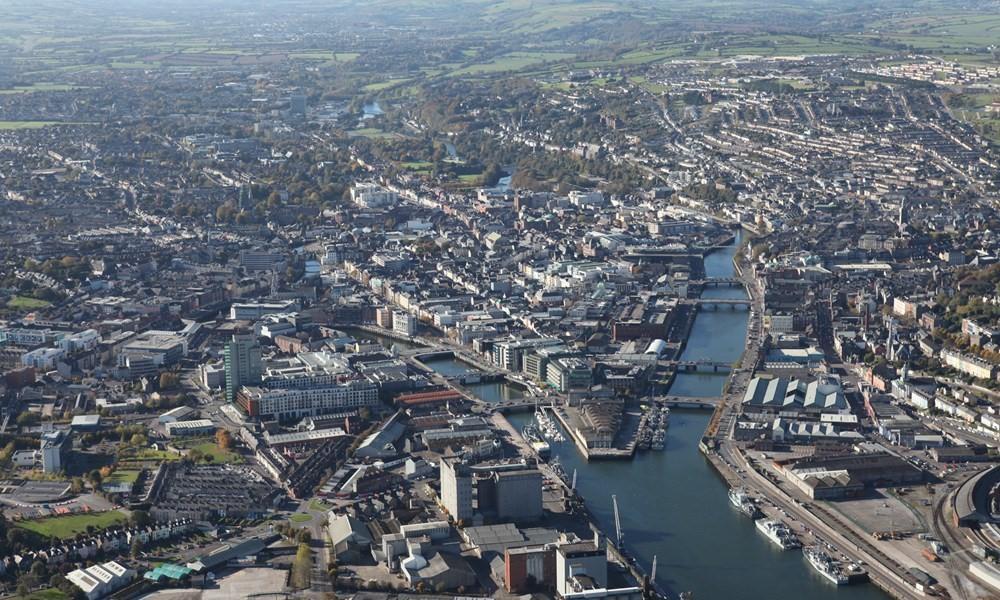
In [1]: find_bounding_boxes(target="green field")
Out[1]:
[349,127,397,139]
[121,448,180,463]
[449,51,577,76]
[363,78,412,92]
[0,121,66,130]
[289,513,313,523]
[189,441,243,464]
[105,470,141,485]
[7,296,52,309]
[17,510,128,539]
[0,83,80,94]
[22,590,67,600]
[308,498,333,512]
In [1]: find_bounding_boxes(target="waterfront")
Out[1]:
[444,233,888,599]
[423,355,526,403]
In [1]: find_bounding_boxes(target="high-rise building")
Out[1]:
[40,430,71,473]
[289,94,307,118]
[439,457,474,522]
[224,334,262,402]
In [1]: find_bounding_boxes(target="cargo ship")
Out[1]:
[755,518,801,550]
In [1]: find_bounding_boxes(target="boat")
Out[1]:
[728,488,762,519]
[535,407,565,442]
[755,518,801,550]
[521,425,551,458]
[804,546,850,585]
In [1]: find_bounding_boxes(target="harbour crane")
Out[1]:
[612,494,624,546]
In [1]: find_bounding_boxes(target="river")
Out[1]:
[425,232,888,599]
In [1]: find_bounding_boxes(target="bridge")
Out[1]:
[691,298,752,310]
[658,396,722,410]
[689,277,744,288]
[662,359,734,373]
[447,372,506,385]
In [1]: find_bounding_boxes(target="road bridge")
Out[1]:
[662,359,734,373]
[659,396,722,409]
[691,298,752,310]
[688,277,744,288]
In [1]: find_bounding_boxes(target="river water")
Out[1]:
[424,232,887,600]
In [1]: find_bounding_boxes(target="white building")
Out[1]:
[351,183,398,209]
[67,561,136,600]
[392,311,417,337]
[236,379,378,421]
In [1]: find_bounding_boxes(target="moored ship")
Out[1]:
[755,518,801,550]
[728,487,762,519]
[804,546,849,585]
[521,424,551,458]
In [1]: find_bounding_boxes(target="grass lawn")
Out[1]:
[105,470,140,485]
[308,498,333,512]
[363,78,411,92]
[0,121,64,130]
[17,510,128,539]
[0,83,80,94]
[349,127,396,139]
[7,296,52,310]
[123,448,180,462]
[189,442,243,464]
[23,590,68,600]
[289,513,313,523]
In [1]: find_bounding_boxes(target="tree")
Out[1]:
[130,433,147,447]
[130,536,143,558]
[215,429,233,450]
[158,372,179,390]
[290,543,312,589]
[130,509,151,528]
[87,469,102,487]
[29,559,46,581]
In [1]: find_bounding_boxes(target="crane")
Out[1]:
[612,494,624,546]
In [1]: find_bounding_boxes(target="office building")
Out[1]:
[393,311,417,337]
[224,334,262,402]
[41,430,71,473]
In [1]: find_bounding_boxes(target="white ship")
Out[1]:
[728,488,762,519]
[804,546,849,585]
[755,518,801,550]
[521,424,551,458]
[535,408,564,442]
